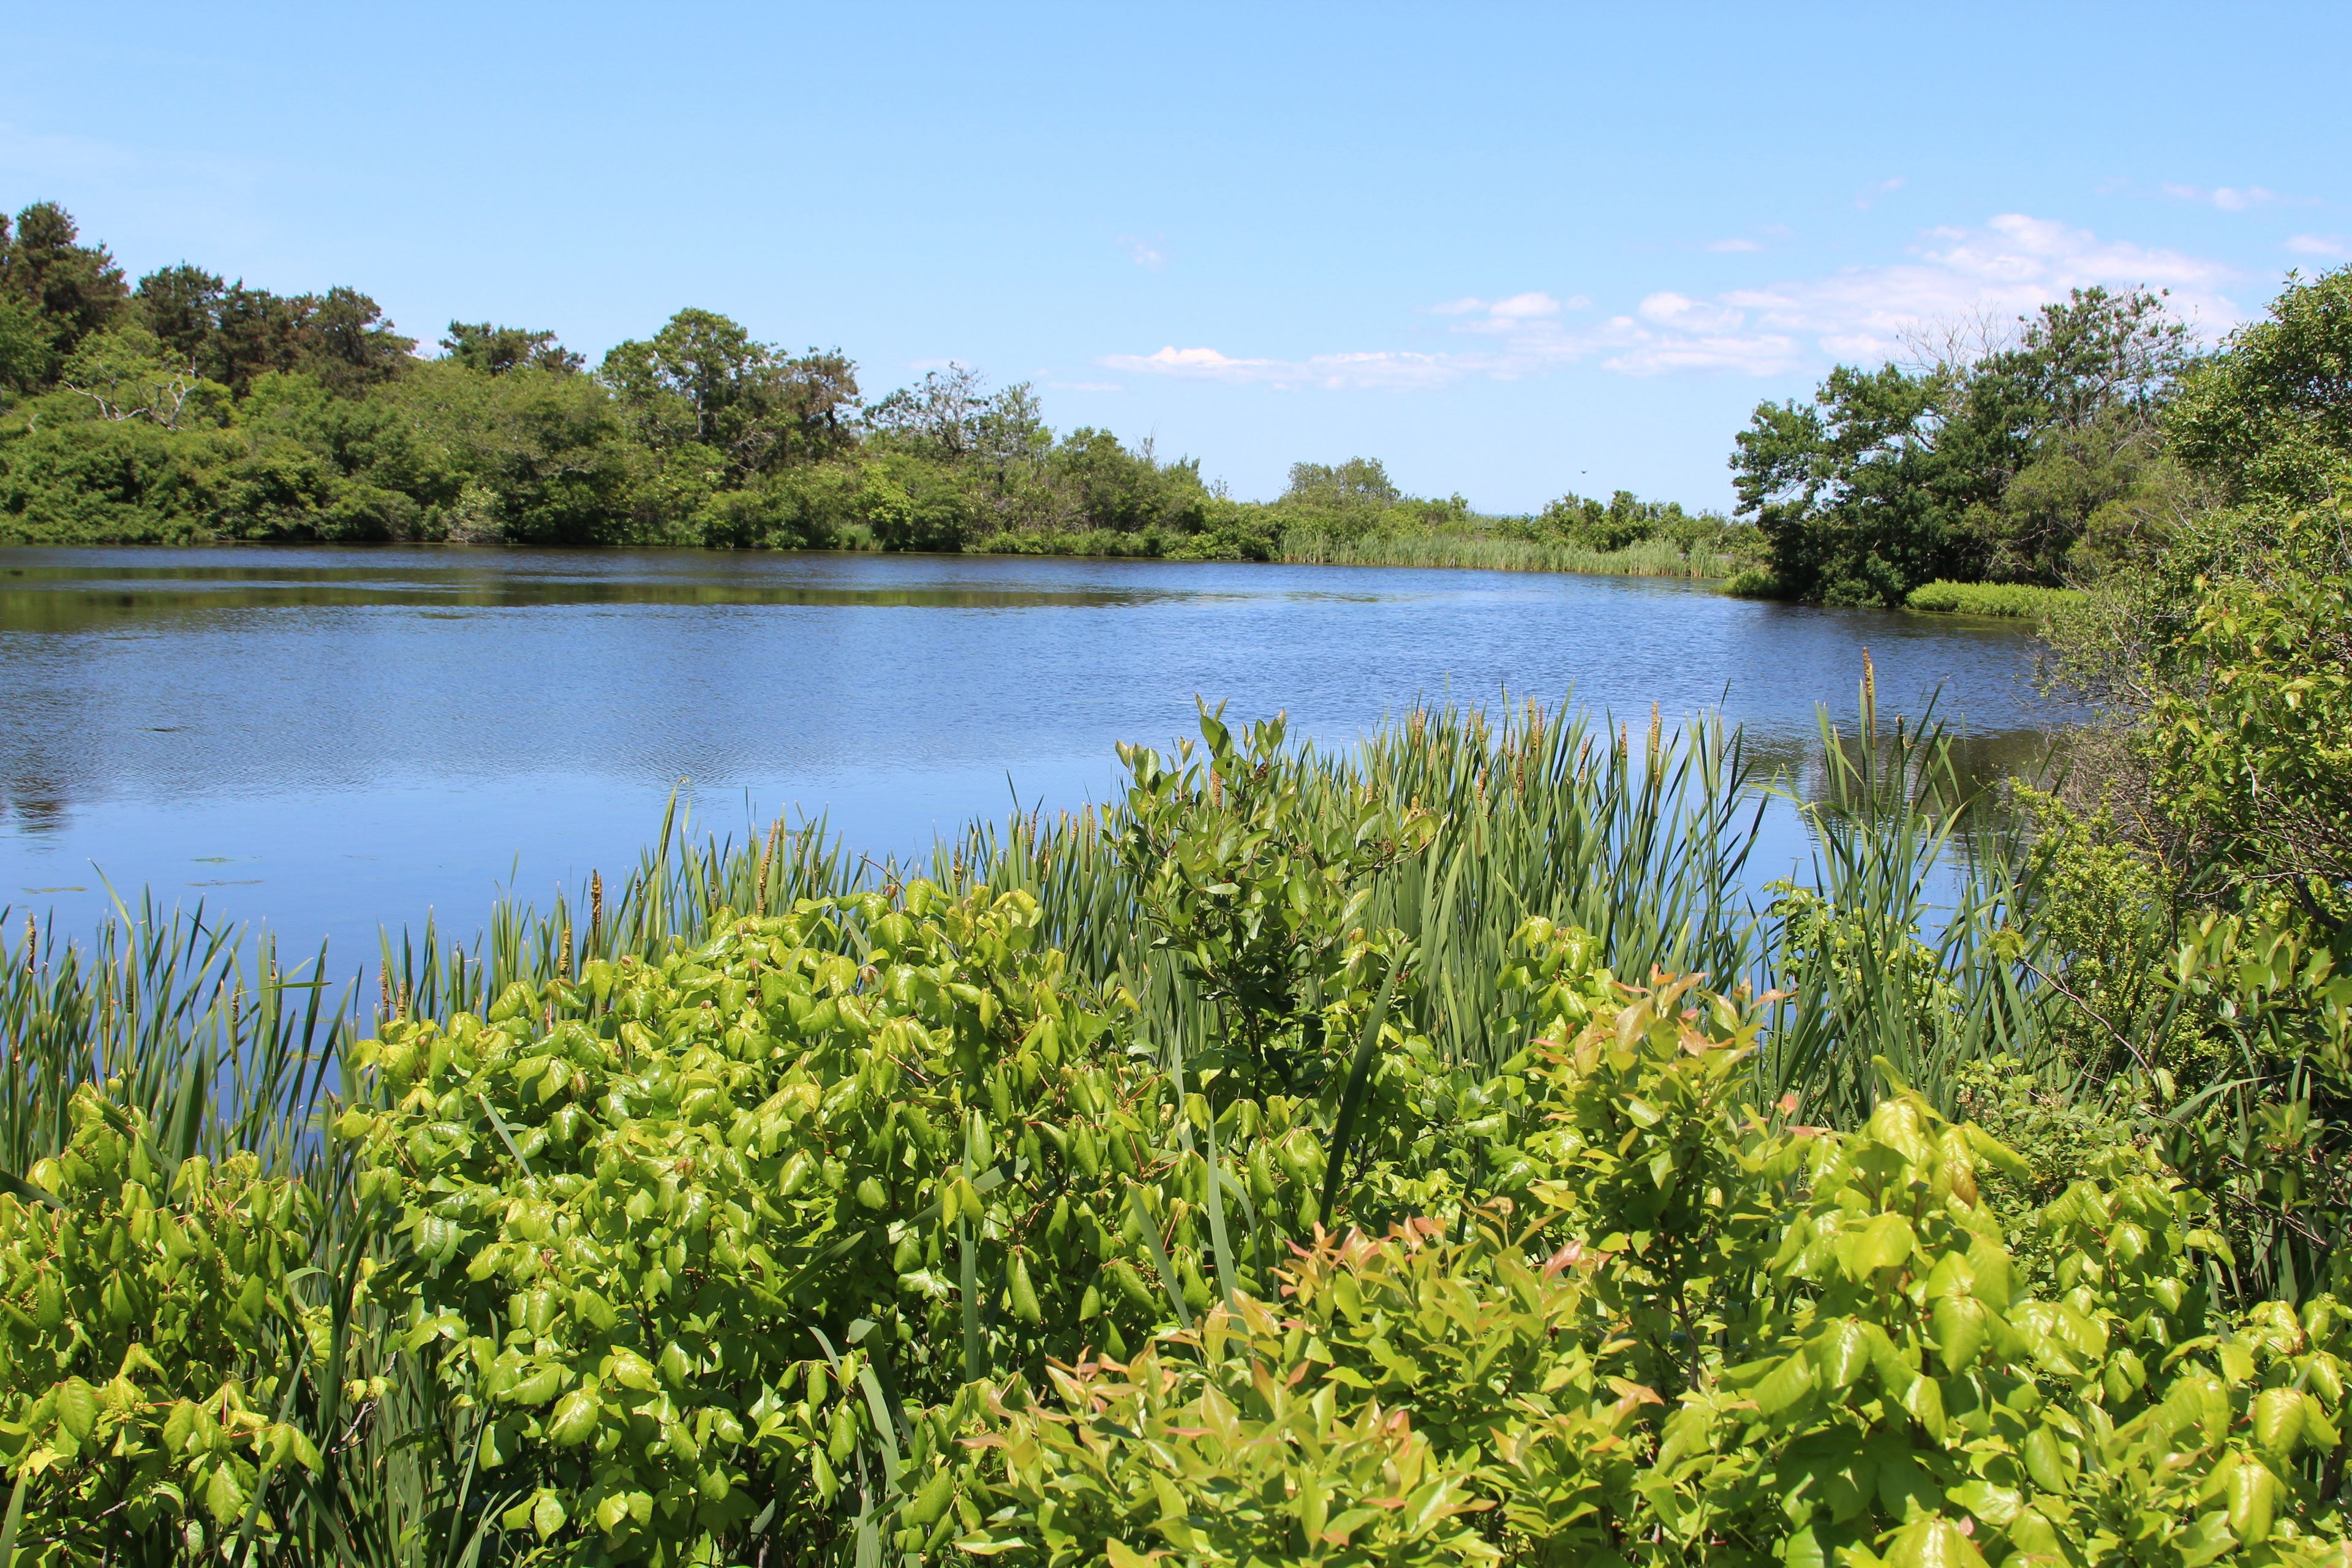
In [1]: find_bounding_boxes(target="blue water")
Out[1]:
[0,547,2062,972]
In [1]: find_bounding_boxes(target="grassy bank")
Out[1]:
[1277,527,1735,578]
[1904,579,2084,617]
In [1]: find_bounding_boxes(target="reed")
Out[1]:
[1277,527,1736,579]
[0,891,350,1176]
[1755,673,2057,1123]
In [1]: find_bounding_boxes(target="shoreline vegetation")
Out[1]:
[5,202,2349,620]
[1900,579,2084,618]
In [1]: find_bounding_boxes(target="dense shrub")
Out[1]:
[954,984,2352,1568]
[340,854,1591,1564]
[3,682,2351,1566]
[0,1088,340,1564]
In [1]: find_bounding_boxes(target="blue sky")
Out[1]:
[4,2,2345,513]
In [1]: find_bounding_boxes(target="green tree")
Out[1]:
[862,362,990,459]
[0,202,128,380]
[2168,262,2352,505]
[1731,361,1960,604]
[176,282,413,398]
[55,324,224,429]
[439,320,583,376]
[1283,455,1400,510]
[599,308,858,482]
[0,295,47,393]
[133,263,227,364]
[1733,287,2190,603]
[1539,488,1719,552]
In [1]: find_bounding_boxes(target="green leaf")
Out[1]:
[1883,1517,1985,1568]
[1845,1212,1915,1277]
[1932,1295,1987,1373]
[1752,1351,1815,1416]
[203,1462,244,1524]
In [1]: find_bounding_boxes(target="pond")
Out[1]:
[0,547,2066,968]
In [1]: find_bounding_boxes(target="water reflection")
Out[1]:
[0,546,2072,962]
[0,552,1234,628]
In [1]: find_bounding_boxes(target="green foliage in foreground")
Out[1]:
[0,1094,340,1564]
[962,1014,2352,1568]
[2029,488,2352,1306]
[7,922,2350,1567]
[0,692,2342,1564]
[1904,582,2082,619]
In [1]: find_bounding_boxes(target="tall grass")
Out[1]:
[1904,579,2082,618]
[936,701,1770,1076]
[1756,671,2057,1124]
[0,892,350,1176]
[0,694,2032,1177]
[1278,528,1736,579]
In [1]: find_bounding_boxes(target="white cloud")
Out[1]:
[1099,344,1459,390]
[1104,214,2244,388]
[1855,176,1906,211]
[2163,182,2285,212]
[1427,292,1586,323]
[1490,291,1565,319]
[1712,213,2242,361]
[1603,326,1804,377]
[2286,234,2349,258]
[1706,237,1764,253]
[1637,292,1746,333]
[1118,234,1168,270]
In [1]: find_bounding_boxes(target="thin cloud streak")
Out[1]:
[2162,182,2301,212]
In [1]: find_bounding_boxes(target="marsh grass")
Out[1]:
[1757,677,2060,1125]
[1905,579,2082,618]
[1278,528,1736,578]
[0,892,349,1177]
[2,693,2041,1174]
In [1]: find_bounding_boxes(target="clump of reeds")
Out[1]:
[1278,529,1736,579]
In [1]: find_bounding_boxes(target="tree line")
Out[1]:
[0,201,1728,563]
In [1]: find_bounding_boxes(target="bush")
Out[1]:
[955,982,2352,1568]
[346,886,1146,1563]
[1721,566,1789,599]
[0,1087,339,1563]
[341,848,1570,1564]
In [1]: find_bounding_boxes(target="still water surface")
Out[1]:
[0,548,2063,968]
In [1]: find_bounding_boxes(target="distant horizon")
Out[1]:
[4,2,2345,513]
